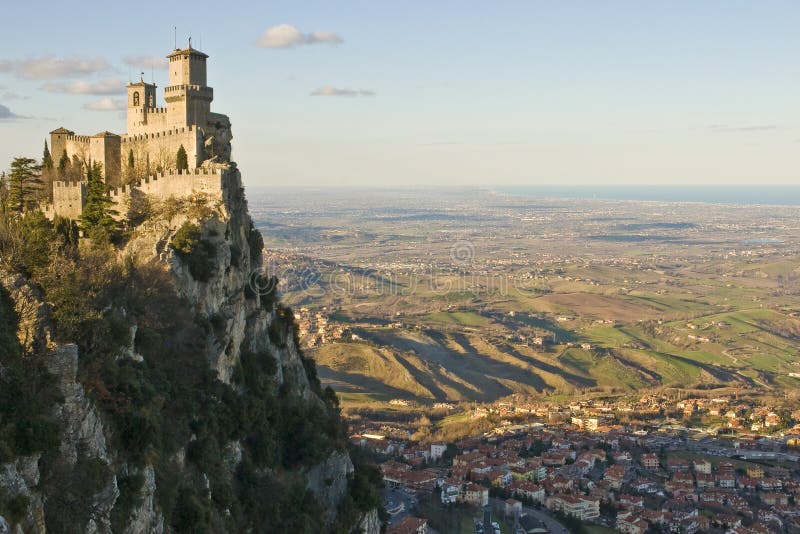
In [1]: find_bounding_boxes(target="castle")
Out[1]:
[47,43,233,219]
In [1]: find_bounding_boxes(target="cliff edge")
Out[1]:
[0,163,383,533]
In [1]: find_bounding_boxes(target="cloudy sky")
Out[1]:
[0,0,798,186]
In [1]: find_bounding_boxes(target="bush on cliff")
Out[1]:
[171,222,216,282]
[0,273,60,465]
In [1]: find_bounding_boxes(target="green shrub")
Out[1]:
[0,490,30,525]
[41,454,114,533]
[171,222,216,282]
[171,485,213,534]
[247,221,263,263]
[209,313,227,341]
[229,245,241,268]
[111,470,145,532]
[0,287,60,462]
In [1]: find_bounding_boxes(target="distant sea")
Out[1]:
[495,186,800,206]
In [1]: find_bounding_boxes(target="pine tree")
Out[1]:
[57,150,69,179]
[176,145,189,171]
[6,157,43,213]
[127,148,136,184]
[42,141,53,170]
[79,162,118,242]
[0,172,8,217]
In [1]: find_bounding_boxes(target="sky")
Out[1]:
[0,1,798,187]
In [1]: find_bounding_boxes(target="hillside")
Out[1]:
[0,165,382,533]
[251,188,800,409]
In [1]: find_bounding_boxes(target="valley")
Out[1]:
[250,188,800,416]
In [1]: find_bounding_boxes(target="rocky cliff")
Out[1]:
[0,163,382,533]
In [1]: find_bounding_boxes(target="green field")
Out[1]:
[425,311,492,327]
[260,189,800,404]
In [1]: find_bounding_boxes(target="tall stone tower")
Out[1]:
[165,45,214,129]
[126,78,158,134]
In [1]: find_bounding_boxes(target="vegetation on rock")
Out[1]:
[0,153,383,532]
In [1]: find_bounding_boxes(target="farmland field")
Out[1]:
[250,188,800,409]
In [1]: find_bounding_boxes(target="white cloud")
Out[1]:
[42,78,125,95]
[310,86,375,97]
[83,97,125,111]
[0,103,25,120]
[0,55,111,80]
[123,55,168,70]
[257,24,343,48]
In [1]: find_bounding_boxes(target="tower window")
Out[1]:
[133,92,140,106]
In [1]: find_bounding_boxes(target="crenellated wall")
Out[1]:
[122,126,202,171]
[46,166,228,221]
[50,180,87,220]
[63,135,91,163]
[109,167,225,204]
[50,131,122,185]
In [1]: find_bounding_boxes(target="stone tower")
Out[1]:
[126,79,158,135]
[165,46,213,129]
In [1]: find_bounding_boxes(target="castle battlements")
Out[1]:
[64,134,91,144]
[53,180,86,189]
[46,166,229,222]
[108,167,223,196]
[129,106,169,116]
[164,84,213,95]
[121,125,195,143]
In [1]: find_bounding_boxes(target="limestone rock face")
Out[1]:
[305,450,354,525]
[122,466,163,534]
[46,344,110,465]
[0,163,380,532]
[125,165,316,398]
[0,456,44,533]
[358,508,382,534]
[0,273,52,355]
[0,279,117,534]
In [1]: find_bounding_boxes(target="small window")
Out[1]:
[133,92,140,106]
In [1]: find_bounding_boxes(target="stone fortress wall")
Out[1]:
[45,166,228,222]
[50,131,122,185]
[47,181,86,220]
[127,106,170,132]
[121,126,202,175]
[109,166,225,205]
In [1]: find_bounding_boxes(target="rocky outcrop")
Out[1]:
[124,165,316,399]
[122,466,163,534]
[46,345,110,465]
[0,273,52,355]
[0,278,118,534]
[0,162,381,532]
[122,164,357,523]
[305,451,354,525]
[358,509,381,534]
[0,455,44,533]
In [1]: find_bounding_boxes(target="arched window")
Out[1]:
[133,92,140,106]
[148,94,154,107]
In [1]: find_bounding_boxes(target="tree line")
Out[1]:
[1,143,191,243]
